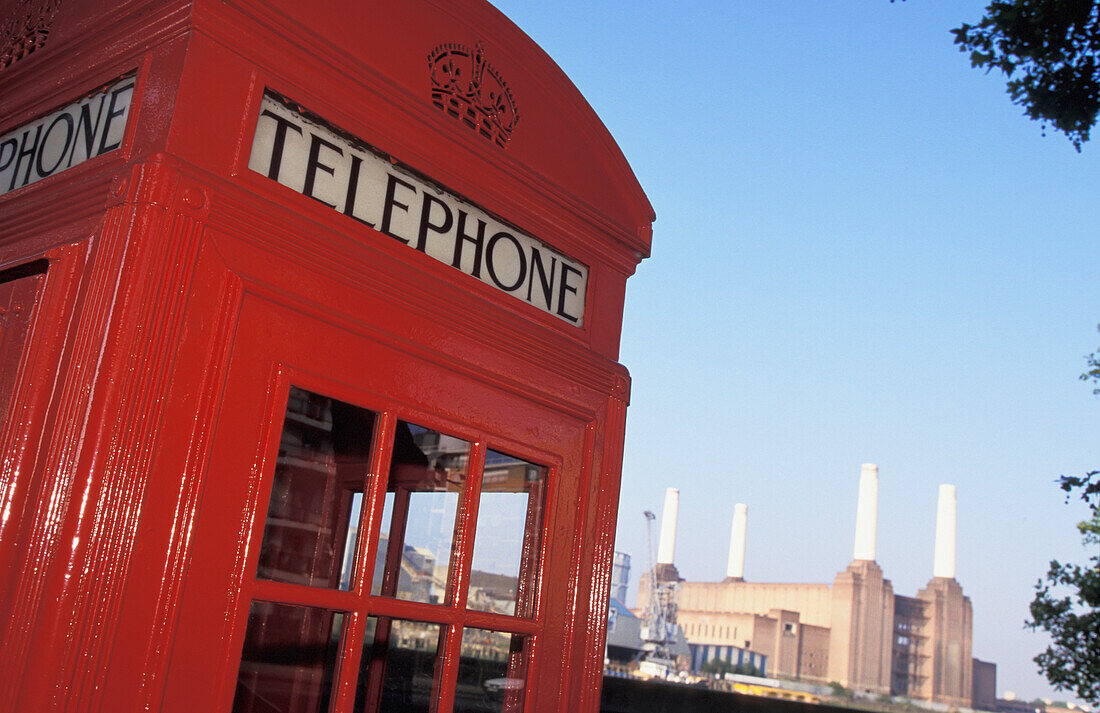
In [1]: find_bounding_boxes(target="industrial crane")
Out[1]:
[639,510,681,678]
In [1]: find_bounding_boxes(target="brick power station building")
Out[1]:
[638,464,980,708]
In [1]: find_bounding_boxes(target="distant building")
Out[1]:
[973,658,997,711]
[606,598,645,663]
[997,698,1044,713]
[637,465,989,708]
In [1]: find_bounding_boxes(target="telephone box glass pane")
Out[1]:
[354,618,445,713]
[454,628,529,713]
[0,265,45,426]
[232,601,344,713]
[468,451,545,618]
[256,387,376,590]
[372,421,469,603]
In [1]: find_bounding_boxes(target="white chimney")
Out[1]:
[656,488,679,565]
[853,463,878,561]
[933,484,957,579]
[727,503,748,579]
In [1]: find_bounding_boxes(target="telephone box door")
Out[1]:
[163,291,588,713]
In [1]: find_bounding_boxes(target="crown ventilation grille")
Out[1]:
[1,0,59,71]
[428,41,519,148]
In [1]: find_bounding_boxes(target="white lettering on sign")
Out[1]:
[248,93,588,326]
[0,76,135,196]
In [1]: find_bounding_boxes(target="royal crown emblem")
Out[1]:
[0,0,60,71]
[428,41,519,148]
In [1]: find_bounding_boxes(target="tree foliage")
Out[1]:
[700,658,734,677]
[700,657,762,679]
[1024,336,1100,705]
[828,682,854,699]
[1027,476,1100,705]
[952,0,1100,150]
[1082,326,1100,393]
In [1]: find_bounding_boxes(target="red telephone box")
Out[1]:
[0,0,652,712]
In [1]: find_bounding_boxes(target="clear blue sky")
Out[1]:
[493,0,1100,704]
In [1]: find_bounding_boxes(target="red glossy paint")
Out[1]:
[0,1,652,712]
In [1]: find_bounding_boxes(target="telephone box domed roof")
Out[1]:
[223,0,655,260]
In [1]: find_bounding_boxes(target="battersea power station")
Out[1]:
[637,464,981,708]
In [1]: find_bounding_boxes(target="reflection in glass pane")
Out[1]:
[232,601,344,713]
[455,629,528,713]
[257,387,376,590]
[355,618,444,713]
[469,452,546,617]
[373,421,469,604]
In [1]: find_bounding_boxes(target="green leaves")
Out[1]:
[953,0,1100,150]
[1023,340,1100,705]
[1059,470,1100,506]
[1027,554,1100,705]
[1081,326,1100,394]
